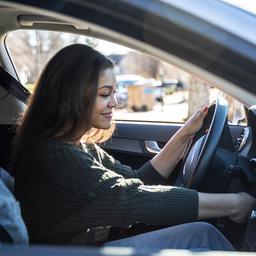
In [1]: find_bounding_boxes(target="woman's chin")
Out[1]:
[103,124,111,130]
[97,123,111,130]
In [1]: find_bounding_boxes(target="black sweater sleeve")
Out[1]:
[88,143,170,185]
[42,144,198,227]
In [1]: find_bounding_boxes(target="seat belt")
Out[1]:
[0,66,30,103]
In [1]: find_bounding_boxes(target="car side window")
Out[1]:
[5,30,246,125]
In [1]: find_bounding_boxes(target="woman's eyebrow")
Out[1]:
[98,84,117,90]
[98,85,113,90]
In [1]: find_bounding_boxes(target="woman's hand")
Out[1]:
[179,106,208,139]
[151,106,208,178]
[229,192,256,223]
[198,192,256,223]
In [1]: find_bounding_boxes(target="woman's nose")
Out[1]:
[109,94,118,108]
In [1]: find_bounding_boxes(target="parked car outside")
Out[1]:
[162,79,186,95]
[116,75,164,111]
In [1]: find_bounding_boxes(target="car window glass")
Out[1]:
[6,30,246,125]
[221,0,256,15]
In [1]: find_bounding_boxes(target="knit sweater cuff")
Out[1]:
[138,161,170,185]
[135,186,199,225]
[154,187,199,223]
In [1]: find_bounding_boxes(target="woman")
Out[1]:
[11,44,255,251]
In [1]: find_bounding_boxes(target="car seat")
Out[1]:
[0,66,30,244]
[0,167,13,243]
[0,167,29,244]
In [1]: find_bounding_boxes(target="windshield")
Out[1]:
[161,0,256,45]
[221,0,256,15]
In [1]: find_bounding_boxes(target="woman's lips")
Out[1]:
[101,112,113,118]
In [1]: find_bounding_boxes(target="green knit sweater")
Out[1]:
[14,138,198,245]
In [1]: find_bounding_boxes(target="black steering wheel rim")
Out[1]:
[175,97,228,189]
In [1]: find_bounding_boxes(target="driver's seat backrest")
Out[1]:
[0,166,13,242]
[0,166,14,193]
[0,67,29,244]
[0,166,29,245]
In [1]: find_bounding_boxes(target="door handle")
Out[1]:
[144,140,162,154]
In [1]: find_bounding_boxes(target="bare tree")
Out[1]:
[6,30,98,84]
[187,76,210,119]
[224,94,245,123]
[119,52,160,78]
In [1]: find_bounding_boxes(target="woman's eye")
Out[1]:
[99,89,116,98]
[100,94,110,98]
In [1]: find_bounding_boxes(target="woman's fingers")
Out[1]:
[198,106,208,119]
[185,106,208,135]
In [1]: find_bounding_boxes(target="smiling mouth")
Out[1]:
[101,112,113,118]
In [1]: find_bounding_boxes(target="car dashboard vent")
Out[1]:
[234,127,250,151]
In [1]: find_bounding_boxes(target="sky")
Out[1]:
[95,39,132,56]
[95,0,256,55]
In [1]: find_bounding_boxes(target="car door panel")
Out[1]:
[102,121,245,169]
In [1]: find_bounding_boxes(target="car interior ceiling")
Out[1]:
[1,4,256,253]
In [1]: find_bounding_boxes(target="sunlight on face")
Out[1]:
[90,68,118,129]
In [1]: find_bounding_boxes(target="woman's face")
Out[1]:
[90,68,118,129]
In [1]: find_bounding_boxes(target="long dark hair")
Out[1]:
[11,44,114,174]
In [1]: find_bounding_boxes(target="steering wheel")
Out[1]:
[174,97,229,189]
